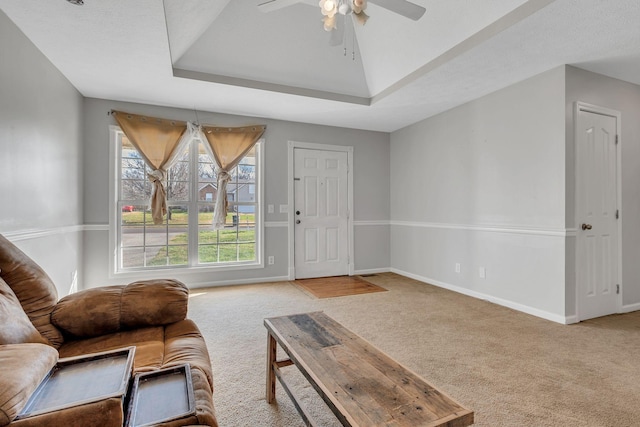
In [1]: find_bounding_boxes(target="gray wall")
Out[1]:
[390,66,568,322]
[565,66,640,312]
[0,10,83,297]
[82,98,390,288]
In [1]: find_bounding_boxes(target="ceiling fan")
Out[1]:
[258,0,426,31]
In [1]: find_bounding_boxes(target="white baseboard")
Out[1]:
[564,315,579,324]
[621,302,640,314]
[354,268,390,276]
[390,268,572,325]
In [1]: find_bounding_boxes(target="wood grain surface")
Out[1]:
[265,312,473,427]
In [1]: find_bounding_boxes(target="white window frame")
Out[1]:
[109,125,264,277]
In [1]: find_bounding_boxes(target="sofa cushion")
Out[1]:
[0,277,48,345]
[58,326,166,372]
[0,235,64,348]
[51,280,188,339]
[0,343,58,426]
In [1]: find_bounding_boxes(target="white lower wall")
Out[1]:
[5,229,83,297]
[391,223,567,322]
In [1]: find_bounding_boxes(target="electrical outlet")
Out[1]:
[455,263,461,273]
[479,267,486,279]
[267,204,274,214]
[279,204,288,213]
[268,256,274,265]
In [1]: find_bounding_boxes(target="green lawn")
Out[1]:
[149,229,256,265]
[122,211,257,265]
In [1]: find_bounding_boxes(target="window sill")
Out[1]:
[110,261,265,280]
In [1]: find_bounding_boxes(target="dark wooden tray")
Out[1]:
[17,346,135,420]
[125,364,195,427]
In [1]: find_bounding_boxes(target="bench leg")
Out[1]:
[266,332,277,403]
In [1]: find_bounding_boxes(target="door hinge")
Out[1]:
[616,135,619,145]
[616,284,620,294]
[294,177,300,181]
[616,209,619,219]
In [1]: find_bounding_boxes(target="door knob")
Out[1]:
[296,220,301,224]
[296,211,301,215]
[581,224,592,230]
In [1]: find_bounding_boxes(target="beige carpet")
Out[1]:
[187,272,640,426]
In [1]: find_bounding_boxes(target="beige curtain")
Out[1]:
[200,125,266,230]
[112,111,192,225]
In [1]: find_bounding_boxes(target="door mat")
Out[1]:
[293,275,387,299]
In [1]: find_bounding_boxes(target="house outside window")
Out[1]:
[111,128,262,273]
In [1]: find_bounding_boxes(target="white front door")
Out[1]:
[294,148,349,279]
[576,105,620,321]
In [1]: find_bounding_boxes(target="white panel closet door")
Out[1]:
[576,108,619,321]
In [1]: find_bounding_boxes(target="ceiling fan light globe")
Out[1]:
[338,3,351,15]
[320,0,338,17]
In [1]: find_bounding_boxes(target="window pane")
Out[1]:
[218,228,238,243]
[121,205,146,226]
[121,165,145,180]
[237,206,256,228]
[238,243,255,261]
[238,226,255,243]
[170,160,189,181]
[169,227,189,245]
[218,244,238,262]
[121,179,151,200]
[121,226,144,247]
[198,184,216,202]
[198,244,218,263]
[147,246,168,266]
[238,164,255,181]
[167,206,188,225]
[168,245,188,266]
[122,247,145,269]
[198,162,215,180]
[167,181,189,201]
[237,185,255,202]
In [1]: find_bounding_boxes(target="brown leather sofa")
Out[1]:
[0,234,218,427]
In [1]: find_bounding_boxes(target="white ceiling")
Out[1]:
[2,0,640,132]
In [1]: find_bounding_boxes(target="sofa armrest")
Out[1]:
[0,343,59,426]
[51,279,189,338]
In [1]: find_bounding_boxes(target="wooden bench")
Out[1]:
[265,311,474,426]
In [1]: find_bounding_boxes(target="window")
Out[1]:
[113,128,262,272]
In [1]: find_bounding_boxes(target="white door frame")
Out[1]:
[287,141,354,280]
[574,101,622,321]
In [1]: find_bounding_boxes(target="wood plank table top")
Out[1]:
[264,311,474,427]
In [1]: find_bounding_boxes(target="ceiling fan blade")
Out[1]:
[368,0,426,21]
[258,0,302,13]
[329,14,346,46]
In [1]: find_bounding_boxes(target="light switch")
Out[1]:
[267,204,274,214]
